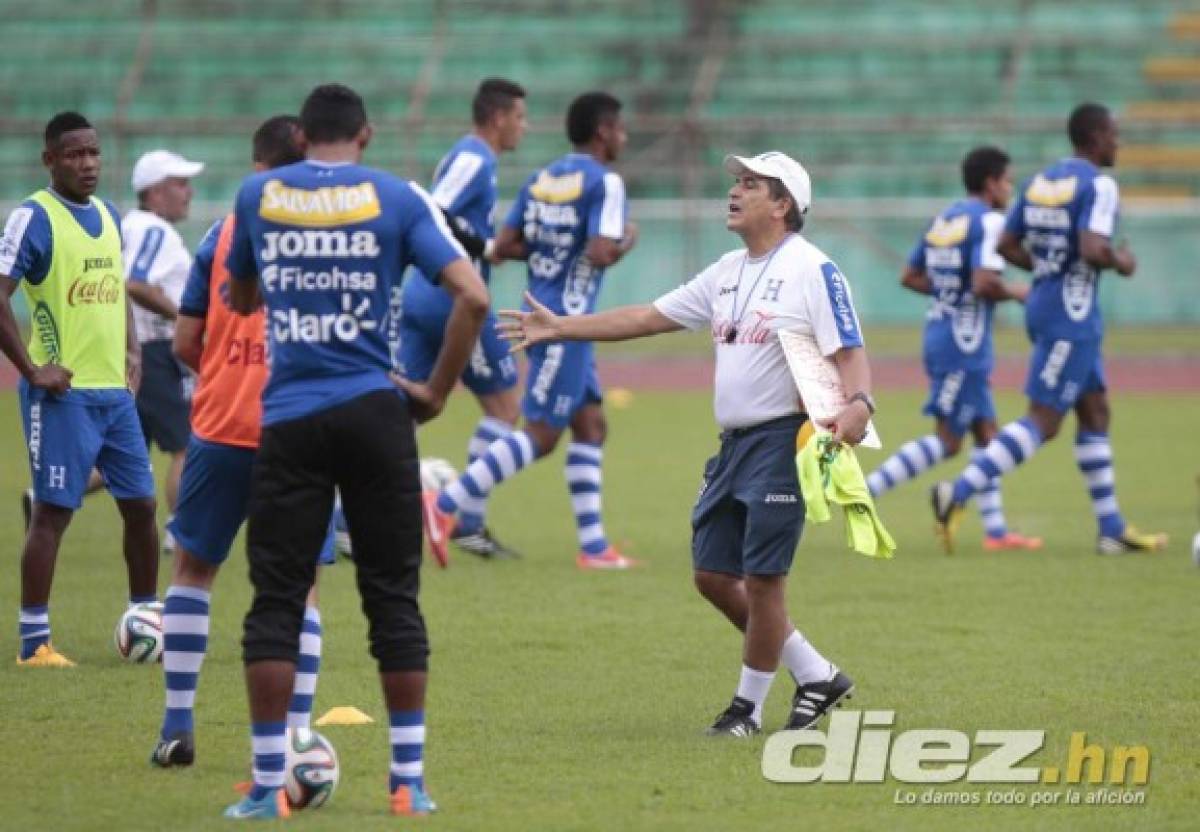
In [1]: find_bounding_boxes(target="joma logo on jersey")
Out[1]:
[258,179,381,226]
[1024,205,1071,229]
[260,230,380,262]
[764,493,797,503]
[83,256,114,272]
[529,170,584,204]
[924,215,969,247]
[271,293,377,344]
[1026,174,1078,207]
[67,273,120,306]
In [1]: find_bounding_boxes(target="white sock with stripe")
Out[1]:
[972,450,1008,538]
[457,417,514,533]
[736,665,776,727]
[952,417,1043,504]
[437,431,536,516]
[287,606,322,730]
[1075,431,1126,538]
[867,435,945,497]
[565,442,608,556]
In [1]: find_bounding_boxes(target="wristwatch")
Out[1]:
[849,391,876,415]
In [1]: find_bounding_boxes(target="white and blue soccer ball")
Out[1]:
[113,602,164,663]
[284,727,340,810]
[420,457,458,492]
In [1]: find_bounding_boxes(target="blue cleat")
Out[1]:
[223,786,290,820]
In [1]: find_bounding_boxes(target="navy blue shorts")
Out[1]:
[691,414,808,577]
[522,340,602,428]
[1024,337,1106,412]
[136,339,191,453]
[169,434,335,566]
[922,368,997,437]
[398,306,519,397]
[19,381,155,509]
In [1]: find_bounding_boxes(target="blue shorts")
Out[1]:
[522,341,602,428]
[169,434,336,566]
[398,306,518,397]
[136,339,191,453]
[1025,337,1106,412]
[691,414,807,577]
[922,368,997,437]
[19,381,155,510]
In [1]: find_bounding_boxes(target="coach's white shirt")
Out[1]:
[654,233,864,430]
[122,209,191,343]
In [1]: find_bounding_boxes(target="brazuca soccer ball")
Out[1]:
[420,457,458,491]
[284,727,340,810]
[113,602,165,663]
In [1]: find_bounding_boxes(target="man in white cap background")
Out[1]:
[500,151,874,736]
[123,149,205,554]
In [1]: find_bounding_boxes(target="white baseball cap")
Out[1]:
[131,150,205,193]
[724,151,812,213]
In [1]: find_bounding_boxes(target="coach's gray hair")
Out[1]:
[766,177,805,232]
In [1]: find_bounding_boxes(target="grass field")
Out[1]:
[3,386,1199,831]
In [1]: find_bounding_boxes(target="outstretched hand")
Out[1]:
[496,292,563,353]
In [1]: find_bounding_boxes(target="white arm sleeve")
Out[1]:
[1087,174,1119,238]
[598,172,626,240]
[653,262,719,331]
[979,211,1006,271]
[431,151,484,211]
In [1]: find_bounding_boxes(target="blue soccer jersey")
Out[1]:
[1004,157,1119,341]
[226,160,465,425]
[907,197,1004,375]
[503,152,627,316]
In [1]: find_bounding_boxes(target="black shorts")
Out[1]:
[136,339,191,453]
[242,387,428,672]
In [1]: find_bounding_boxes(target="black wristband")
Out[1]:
[849,391,876,415]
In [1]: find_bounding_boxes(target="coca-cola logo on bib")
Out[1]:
[67,272,121,306]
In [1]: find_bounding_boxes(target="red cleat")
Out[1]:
[576,546,641,570]
[421,490,455,568]
[983,532,1044,551]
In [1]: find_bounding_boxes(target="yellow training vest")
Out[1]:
[24,190,127,388]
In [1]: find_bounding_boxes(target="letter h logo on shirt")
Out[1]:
[760,278,784,303]
[47,465,67,490]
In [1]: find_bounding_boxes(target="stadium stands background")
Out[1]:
[3,0,1199,324]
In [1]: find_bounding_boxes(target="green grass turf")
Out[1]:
[2,387,1199,831]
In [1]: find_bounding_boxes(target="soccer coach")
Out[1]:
[222,84,487,818]
[500,152,873,737]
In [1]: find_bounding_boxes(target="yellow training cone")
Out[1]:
[315,706,375,726]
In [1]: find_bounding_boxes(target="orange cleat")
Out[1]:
[420,490,455,568]
[983,532,1044,551]
[576,546,641,570]
[390,783,437,816]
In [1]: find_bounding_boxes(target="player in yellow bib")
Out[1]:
[0,112,160,667]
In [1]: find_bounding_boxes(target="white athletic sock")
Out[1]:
[780,629,833,685]
[735,665,776,727]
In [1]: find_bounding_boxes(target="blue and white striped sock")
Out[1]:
[250,720,287,800]
[867,435,945,497]
[952,418,1043,504]
[566,442,608,555]
[456,417,514,534]
[160,585,211,739]
[1075,432,1126,538]
[973,450,1008,538]
[389,710,426,792]
[437,431,536,516]
[19,604,49,659]
[287,606,322,730]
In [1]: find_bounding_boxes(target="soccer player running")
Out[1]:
[500,151,863,736]
[123,149,205,555]
[933,102,1168,555]
[866,146,1042,551]
[397,77,527,560]
[222,84,487,819]
[0,112,159,667]
[422,91,639,569]
[150,116,336,769]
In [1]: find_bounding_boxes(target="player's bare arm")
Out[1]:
[126,280,179,320]
[228,274,263,314]
[172,314,206,373]
[819,346,873,446]
[498,290,680,352]
[900,264,933,295]
[972,267,1029,303]
[0,276,72,394]
[584,220,638,267]
[1080,230,1136,277]
[996,230,1034,271]
[492,225,528,262]
[124,293,143,393]
[395,257,489,423]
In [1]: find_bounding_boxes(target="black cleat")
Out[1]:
[452,527,521,559]
[21,488,32,532]
[705,696,761,738]
[150,732,195,768]
[785,669,855,730]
